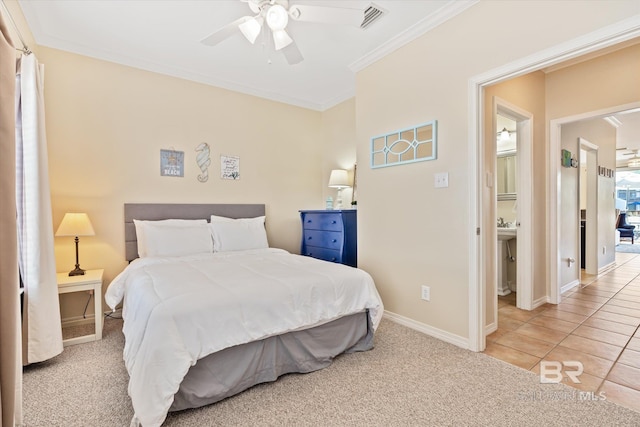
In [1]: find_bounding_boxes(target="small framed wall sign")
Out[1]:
[561,149,572,168]
[160,149,184,177]
[221,155,240,180]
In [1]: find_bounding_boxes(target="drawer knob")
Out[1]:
[331,258,337,261]
[332,239,337,243]
[308,236,313,240]
[307,220,312,223]
[331,220,337,224]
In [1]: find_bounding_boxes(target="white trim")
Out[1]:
[532,296,550,310]
[468,77,483,352]
[598,260,616,275]
[349,0,479,72]
[383,310,469,350]
[548,101,640,305]
[484,321,497,336]
[470,15,640,86]
[494,98,534,311]
[560,279,580,295]
[471,16,640,353]
[579,138,599,275]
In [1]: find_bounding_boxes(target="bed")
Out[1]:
[105,203,383,427]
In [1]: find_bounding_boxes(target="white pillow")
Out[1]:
[209,215,268,252]
[133,219,208,258]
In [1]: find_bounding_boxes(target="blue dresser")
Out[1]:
[299,209,357,267]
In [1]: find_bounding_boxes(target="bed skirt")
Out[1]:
[170,310,372,411]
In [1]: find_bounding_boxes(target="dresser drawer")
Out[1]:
[302,246,342,263]
[301,213,343,232]
[303,230,343,250]
[299,209,357,268]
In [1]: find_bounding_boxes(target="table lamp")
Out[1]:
[328,169,351,210]
[55,212,95,276]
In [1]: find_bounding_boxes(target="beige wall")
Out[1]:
[38,47,327,319]
[7,0,639,338]
[321,98,356,208]
[356,0,637,340]
[546,44,640,121]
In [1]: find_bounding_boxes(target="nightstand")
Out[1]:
[299,209,357,267]
[57,269,104,346]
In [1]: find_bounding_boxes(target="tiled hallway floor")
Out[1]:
[484,252,640,412]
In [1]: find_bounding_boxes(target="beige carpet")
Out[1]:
[23,317,640,426]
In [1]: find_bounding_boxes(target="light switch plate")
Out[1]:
[434,172,449,188]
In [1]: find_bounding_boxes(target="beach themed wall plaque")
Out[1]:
[221,155,240,180]
[195,142,211,182]
[160,149,184,177]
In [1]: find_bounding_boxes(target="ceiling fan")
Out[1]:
[200,0,366,65]
[619,149,640,167]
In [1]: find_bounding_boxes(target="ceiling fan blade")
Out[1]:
[282,41,303,65]
[289,5,363,27]
[200,16,252,46]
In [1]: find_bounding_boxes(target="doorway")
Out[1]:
[468,21,640,353]
[494,99,534,314]
[579,138,599,276]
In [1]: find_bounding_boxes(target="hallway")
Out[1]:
[485,252,640,412]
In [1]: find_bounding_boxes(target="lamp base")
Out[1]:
[68,267,86,276]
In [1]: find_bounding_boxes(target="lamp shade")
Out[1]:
[239,16,262,44]
[328,169,350,189]
[55,213,95,237]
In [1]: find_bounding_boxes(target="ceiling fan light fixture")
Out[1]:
[273,29,293,50]
[239,16,263,44]
[266,4,289,31]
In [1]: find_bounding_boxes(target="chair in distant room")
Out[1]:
[616,211,635,244]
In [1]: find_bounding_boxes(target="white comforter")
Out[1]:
[105,248,383,427]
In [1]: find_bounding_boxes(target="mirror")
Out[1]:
[497,150,517,200]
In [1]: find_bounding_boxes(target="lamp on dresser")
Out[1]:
[55,212,95,276]
[328,169,351,210]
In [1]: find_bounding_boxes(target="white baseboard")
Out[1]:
[598,261,615,274]
[383,310,469,350]
[484,321,497,336]
[560,279,580,295]
[532,295,550,309]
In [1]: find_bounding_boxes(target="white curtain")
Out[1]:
[0,8,22,425]
[16,53,63,364]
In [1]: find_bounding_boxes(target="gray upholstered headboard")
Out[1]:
[124,203,266,261]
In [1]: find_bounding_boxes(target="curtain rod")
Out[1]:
[0,0,31,54]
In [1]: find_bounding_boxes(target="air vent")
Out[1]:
[361,3,385,29]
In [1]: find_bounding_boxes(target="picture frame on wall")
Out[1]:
[561,149,572,168]
[160,149,184,177]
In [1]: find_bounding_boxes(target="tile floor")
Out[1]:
[485,252,640,412]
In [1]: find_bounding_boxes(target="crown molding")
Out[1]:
[349,0,479,73]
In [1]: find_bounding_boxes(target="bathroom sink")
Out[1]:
[497,228,517,240]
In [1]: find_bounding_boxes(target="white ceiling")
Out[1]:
[18,0,476,111]
[614,110,640,168]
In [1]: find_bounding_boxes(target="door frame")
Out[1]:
[494,98,534,312]
[579,138,599,275]
[467,18,640,352]
[548,102,640,304]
